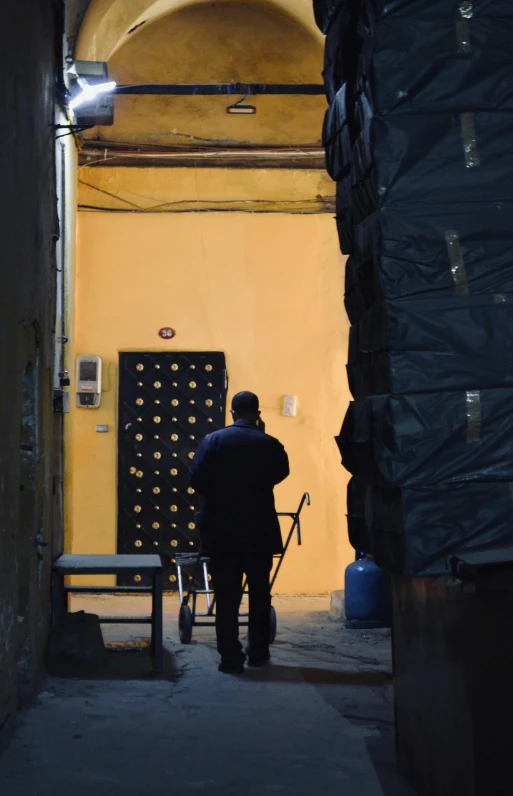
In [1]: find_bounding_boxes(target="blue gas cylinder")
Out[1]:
[344,552,391,629]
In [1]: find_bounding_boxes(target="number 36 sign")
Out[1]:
[158,327,176,340]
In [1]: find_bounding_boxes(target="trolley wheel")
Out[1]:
[179,603,193,644]
[269,605,277,644]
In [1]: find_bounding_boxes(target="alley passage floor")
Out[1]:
[0,595,416,796]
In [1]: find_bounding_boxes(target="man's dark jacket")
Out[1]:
[189,420,290,555]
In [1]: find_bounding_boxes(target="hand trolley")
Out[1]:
[177,492,310,644]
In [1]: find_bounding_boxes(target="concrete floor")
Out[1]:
[0,595,416,796]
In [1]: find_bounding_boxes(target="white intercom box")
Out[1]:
[76,355,102,408]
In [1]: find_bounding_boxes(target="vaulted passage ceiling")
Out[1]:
[77,0,325,149]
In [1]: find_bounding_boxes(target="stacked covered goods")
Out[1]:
[315,0,513,575]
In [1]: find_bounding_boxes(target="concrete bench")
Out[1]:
[52,554,163,672]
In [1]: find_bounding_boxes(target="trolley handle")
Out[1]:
[295,492,310,545]
[277,493,310,546]
[298,492,311,513]
[276,492,311,519]
[270,493,310,591]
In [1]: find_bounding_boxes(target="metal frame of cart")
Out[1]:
[177,493,310,644]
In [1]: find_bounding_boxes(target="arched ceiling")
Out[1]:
[77,0,326,149]
[76,0,323,62]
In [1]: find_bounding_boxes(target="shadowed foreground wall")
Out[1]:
[0,0,59,743]
[68,206,351,593]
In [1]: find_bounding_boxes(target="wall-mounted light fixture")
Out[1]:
[227,96,256,115]
[67,61,116,126]
[69,77,117,111]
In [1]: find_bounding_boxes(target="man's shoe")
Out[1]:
[245,648,271,668]
[218,653,246,674]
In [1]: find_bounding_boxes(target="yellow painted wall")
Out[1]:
[69,172,351,593]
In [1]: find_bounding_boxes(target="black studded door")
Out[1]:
[117,352,227,589]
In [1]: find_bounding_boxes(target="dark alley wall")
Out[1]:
[0,0,61,742]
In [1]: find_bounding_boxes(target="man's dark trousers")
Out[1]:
[209,554,273,663]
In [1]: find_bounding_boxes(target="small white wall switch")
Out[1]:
[96,424,109,433]
[283,395,297,417]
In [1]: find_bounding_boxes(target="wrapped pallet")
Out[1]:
[366,481,513,575]
[319,0,513,574]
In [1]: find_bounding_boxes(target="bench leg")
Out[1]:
[51,570,68,629]
[151,570,164,673]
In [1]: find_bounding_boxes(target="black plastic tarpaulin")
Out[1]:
[350,204,513,302]
[367,481,513,576]
[355,111,513,206]
[347,293,513,398]
[321,0,513,572]
[336,110,513,245]
[347,476,372,553]
[357,20,513,114]
[323,2,360,103]
[364,0,513,22]
[315,0,513,35]
[337,389,513,487]
[314,0,347,34]
[325,91,372,182]
[323,4,513,106]
[345,255,372,324]
[322,85,351,182]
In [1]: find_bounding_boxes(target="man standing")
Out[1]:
[189,391,290,674]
